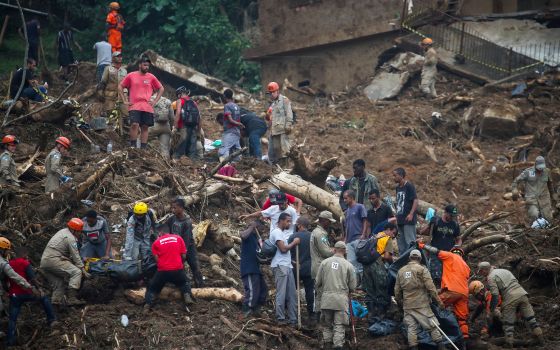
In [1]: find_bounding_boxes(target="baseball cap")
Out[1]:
[334,241,346,249]
[410,249,421,258]
[445,205,458,217]
[112,51,122,57]
[535,156,546,170]
[317,210,336,223]
[477,261,491,272]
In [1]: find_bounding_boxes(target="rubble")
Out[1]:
[480,103,521,138]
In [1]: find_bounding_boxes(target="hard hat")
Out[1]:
[450,246,464,256]
[55,136,71,149]
[469,280,485,295]
[109,2,120,10]
[1,135,19,145]
[0,237,11,250]
[133,202,148,215]
[171,101,177,110]
[267,82,279,93]
[421,37,433,45]
[67,218,84,231]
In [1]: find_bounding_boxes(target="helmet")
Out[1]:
[421,37,433,45]
[109,2,120,10]
[267,82,279,93]
[1,135,19,145]
[175,86,189,96]
[55,136,71,149]
[67,218,84,231]
[469,280,485,295]
[450,246,464,256]
[0,237,11,250]
[133,202,148,215]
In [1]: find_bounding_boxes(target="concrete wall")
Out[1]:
[259,32,399,93]
[253,0,402,55]
[461,0,560,15]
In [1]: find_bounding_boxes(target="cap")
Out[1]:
[140,55,151,64]
[318,210,336,223]
[334,241,346,249]
[477,261,491,272]
[445,205,458,217]
[535,156,546,170]
[112,51,122,57]
[296,216,311,227]
[410,249,421,258]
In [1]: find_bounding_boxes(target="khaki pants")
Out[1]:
[403,308,442,347]
[40,258,82,302]
[420,67,437,98]
[502,295,539,338]
[268,133,290,163]
[45,174,60,194]
[321,309,348,348]
[526,194,553,222]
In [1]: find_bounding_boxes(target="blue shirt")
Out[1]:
[344,203,367,243]
[223,101,241,134]
[240,231,261,277]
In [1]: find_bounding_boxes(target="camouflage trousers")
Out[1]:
[363,259,390,318]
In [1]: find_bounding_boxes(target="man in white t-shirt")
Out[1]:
[240,192,299,234]
[269,212,300,325]
[93,35,112,83]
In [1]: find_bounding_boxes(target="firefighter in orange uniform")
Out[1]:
[106,2,125,53]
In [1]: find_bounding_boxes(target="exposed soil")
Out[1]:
[0,62,559,349]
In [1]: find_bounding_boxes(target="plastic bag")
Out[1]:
[87,259,142,282]
[368,317,398,336]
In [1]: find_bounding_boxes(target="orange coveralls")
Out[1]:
[438,250,470,339]
[106,10,125,52]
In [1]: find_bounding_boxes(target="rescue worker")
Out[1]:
[0,135,21,187]
[394,249,446,350]
[363,222,397,321]
[339,159,380,211]
[0,238,36,316]
[165,198,203,287]
[477,262,544,347]
[124,202,155,261]
[106,2,125,53]
[80,210,112,260]
[468,280,502,339]
[265,82,293,166]
[144,224,194,312]
[511,156,555,223]
[310,210,335,322]
[150,95,173,159]
[40,218,90,305]
[45,136,71,193]
[420,37,438,98]
[419,243,470,349]
[315,241,357,350]
[98,51,128,121]
[219,89,243,161]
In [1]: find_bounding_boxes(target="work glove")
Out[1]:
[82,268,92,280]
[511,189,519,201]
[60,175,72,184]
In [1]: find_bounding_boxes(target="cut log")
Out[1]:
[124,287,243,304]
[179,181,229,206]
[271,172,343,219]
[289,147,338,188]
[142,50,252,103]
[462,234,511,255]
[460,212,514,240]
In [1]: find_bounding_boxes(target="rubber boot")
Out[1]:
[436,342,446,350]
[533,327,545,346]
[66,289,85,306]
[183,293,194,305]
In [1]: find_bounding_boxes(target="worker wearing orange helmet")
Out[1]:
[468,280,502,339]
[0,237,36,314]
[0,135,21,187]
[40,218,91,305]
[265,82,293,165]
[419,37,438,98]
[418,242,470,349]
[106,2,125,53]
[44,136,72,193]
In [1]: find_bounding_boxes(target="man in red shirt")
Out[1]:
[119,55,164,149]
[262,188,303,214]
[144,225,194,312]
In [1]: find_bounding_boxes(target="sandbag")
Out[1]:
[387,246,428,296]
[87,259,142,282]
[368,317,398,337]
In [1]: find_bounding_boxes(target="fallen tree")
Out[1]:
[124,287,243,304]
[462,234,511,255]
[289,147,338,188]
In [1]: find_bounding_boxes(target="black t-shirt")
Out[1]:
[367,202,394,231]
[240,108,267,132]
[10,68,34,98]
[430,216,460,251]
[288,230,312,277]
[395,181,417,225]
[26,20,40,44]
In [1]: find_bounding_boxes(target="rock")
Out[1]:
[480,104,521,139]
[209,253,223,267]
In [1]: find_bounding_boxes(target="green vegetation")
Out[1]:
[0,0,260,91]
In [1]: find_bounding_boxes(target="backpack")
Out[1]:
[356,236,381,265]
[256,238,277,265]
[180,98,200,127]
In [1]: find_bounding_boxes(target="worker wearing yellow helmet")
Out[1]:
[124,202,156,261]
[468,280,502,339]
[419,37,438,98]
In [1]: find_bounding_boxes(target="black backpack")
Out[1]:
[256,238,277,265]
[356,236,381,265]
[181,98,200,127]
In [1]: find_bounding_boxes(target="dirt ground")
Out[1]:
[0,62,559,349]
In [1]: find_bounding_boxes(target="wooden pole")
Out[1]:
[0,15,9,47]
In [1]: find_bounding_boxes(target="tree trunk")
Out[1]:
[462,234,511,255]
[124,287,243,304]
[289,147,338,188]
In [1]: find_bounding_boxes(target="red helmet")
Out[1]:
[55,136,71,149]
[2,135,18,145]
[267,82,279,93]
[67,218,84,231]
